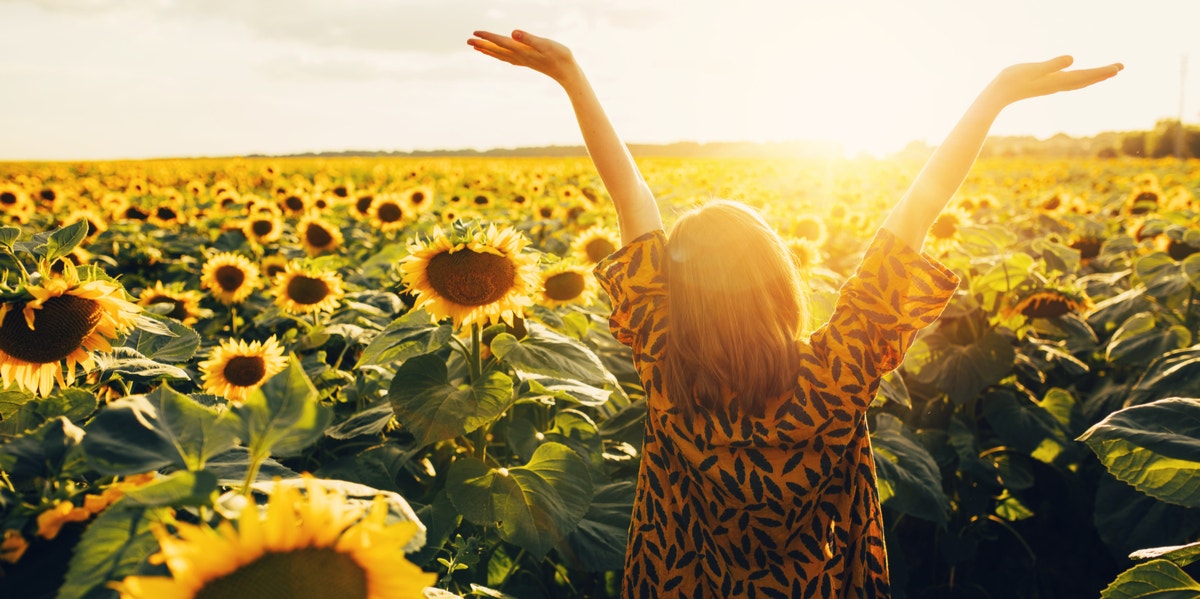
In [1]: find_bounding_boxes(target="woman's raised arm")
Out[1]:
[881,56,1123,252]
[469,30,662,245]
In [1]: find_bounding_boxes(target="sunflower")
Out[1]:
[138,281,205,326]
[401,224,539,328]
[115,477,434,599]
[786,237,824,271]
[297,213,344,256]
[570,226,620,265]
[929,207,970,243]
[260,255,291,281]
[200,253,261,305]
[1067,235,1104,261]
[150,199,188,228]
[352,194,376,219]
[470,192,494,209]
[279,192,310,216]
[243,212,284,245]
[537,263,598,308]
[272,264,345,315]
[0,264,140,397]
[368,194,408,232]
[403,185,435,215]
[1007,288,1092,319]
[62,208,108,241]
[1124,187,1162,216]
[789,214,828,246]
[198,336,288,403]
[0,183,33,223]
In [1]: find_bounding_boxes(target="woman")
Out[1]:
[469,29,1120,598]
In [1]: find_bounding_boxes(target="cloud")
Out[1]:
[10,0,668,54]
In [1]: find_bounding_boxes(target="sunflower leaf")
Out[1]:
[356,308,452,368]
[0,416,86,483]
[491,324,610,385]
[43,219,88,264]
[871,413,950,526]
[387,353,514,447]
[446,442,593,560]
[54,504,171,599]
[125,312,201,364]
[1099,559,1200,599]
[1078,397,1200,508]
[1130,541,1200,567]
[122,470,218,507]
[0,225,20,249]
[148,384,241,471]
[235,357,332,458]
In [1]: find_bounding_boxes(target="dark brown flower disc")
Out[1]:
[0,295,102,364]
[305,223,334,248]
[376,202,403,223]
[426,250,516,306]
[215,265,247,291]
[286,275,331,305]
[544,271,586,301]
[221,355,268,387]
[585,238,616,262]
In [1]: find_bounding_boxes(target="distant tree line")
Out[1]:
[978,119,1200,159]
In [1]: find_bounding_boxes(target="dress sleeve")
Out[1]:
[808,227,960,381]
[593,230,668,351]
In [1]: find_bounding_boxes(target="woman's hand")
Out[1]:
[468,30,581,87]
[984,56,1123,108]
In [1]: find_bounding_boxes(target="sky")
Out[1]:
[1,0,1198,161]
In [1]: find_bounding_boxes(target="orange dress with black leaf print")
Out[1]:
[594,227,959,599]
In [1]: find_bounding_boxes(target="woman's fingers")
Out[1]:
[471,30,527,53]
[1050,63,1124,93]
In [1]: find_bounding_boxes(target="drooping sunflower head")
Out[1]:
[570,225,620,265]
[137,281,205,326]
[116,477,435,599]
[0,264,140,396]
[200,253,261,305]
[1125,186,1162,216]
[1007,288,1092,320]
[260,254,291,281]
[1068,234,1104,260]
[368,194,409,232]
[537,262,597,308]
[297,213,344,256]
[197,336,288,404]
[400,224,539,328]
[272,264,345,315]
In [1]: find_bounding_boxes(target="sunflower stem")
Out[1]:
[0,248,30,283]
[497,547,526,590]
[469,323,482,381]
[230,305,239,336]
[241,444,267,496]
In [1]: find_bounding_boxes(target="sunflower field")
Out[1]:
[0,155,1198,598]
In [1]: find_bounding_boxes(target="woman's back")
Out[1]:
[597,226,959,598]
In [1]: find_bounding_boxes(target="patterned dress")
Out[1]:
[594,227,959,598]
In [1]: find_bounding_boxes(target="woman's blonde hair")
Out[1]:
[664,200,808,420]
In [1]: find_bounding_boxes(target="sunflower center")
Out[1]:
[193,548,368,599]
[474,195,490,205]
[355,196,374,214]
[0,192,16,205]
[930,215,960,240]
[544,271,586,301]
[40,189,55,202]
[305,223,334,248]
[251,219,275,236]
[334,186,348,198]
[411,191,426,205]
[156,207,178,220]
[222,355,267,387]
[284,196,305,211]
[214,265,247,291]
[584,238,616,262]
[377,203,403,223]
[147,295,188,321]
[0,295,103,364]
[124,206,149,220]
[426,249,516,306]
[286,275,330,305]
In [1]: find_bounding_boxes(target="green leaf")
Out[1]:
[1132,347,1200,403]
[324,401,394,440]
[957,225,1018,252]
[983,388,1070,464]
[1100,559,1200,599]
[518,375,612,407]
[1135,252,1191,298]
[874,370,911,408]
[0,389,39,435]
[491,323,610,385]
[54,505,171,599]
[0,225,21,249]
[204,447,298,485]
[123,470,218,507]
[970,253,1034,300]
[355,308,452,368]
[313,442,416,494]
[1093,473,1200,557]
[446,442,594,559]
[0,388,96,437]
[0,416,85,482]
[94,346,190,382]
[84,395,183,475]
[1130,541,1200,567]
[912,327,1014,405]
[410,490,464,567]
[388,353,514,447]
[44,219,88,263]
[1037,239,1081,274]
[557,481,634,571]
[1184,253,1200,290]
[150,384,241,470]
[1078,397,1200,507]
[871,414,950,526]
[234,357,332,458]
[1106,312,1191,365]
[125,312,201,363]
